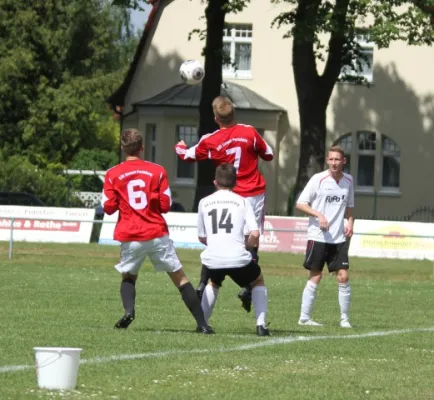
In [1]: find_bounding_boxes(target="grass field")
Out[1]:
[0,242,433,400]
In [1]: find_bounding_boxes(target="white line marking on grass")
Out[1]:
[1,326,433,374]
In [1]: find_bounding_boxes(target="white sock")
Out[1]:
[300,280,318,321]
[252,286,268,326]
[338,282,351,321]
[201,284,219,324]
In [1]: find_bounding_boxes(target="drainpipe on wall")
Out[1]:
[274,112,283,214]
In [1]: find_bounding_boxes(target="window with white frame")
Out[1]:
[340,31,374,83]
[145,123,156,163]
[334,131,400,192]
[176,125,198,180]
[223,24,252,79]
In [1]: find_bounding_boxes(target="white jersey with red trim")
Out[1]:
[297,170,354,244]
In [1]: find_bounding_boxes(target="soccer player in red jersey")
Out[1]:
[103,129,213,334]
[174,96,274,311]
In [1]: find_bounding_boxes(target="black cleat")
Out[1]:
[196,325,215,334]
[114,312,135,329]
[238,286,252,313]
[256,324,270,337]
[196,283,206,300]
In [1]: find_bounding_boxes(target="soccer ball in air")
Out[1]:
[179,59,205,85]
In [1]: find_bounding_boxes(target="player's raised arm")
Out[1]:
[254,129,274,161]
[158,169,172,214]
[102,172,119,215]
[174,138,209,163]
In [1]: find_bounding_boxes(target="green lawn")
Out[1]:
[0,242,433,400]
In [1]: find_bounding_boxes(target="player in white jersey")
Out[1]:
[296,146,355,328]
[197,163,270,336]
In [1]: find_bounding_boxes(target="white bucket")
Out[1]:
[33,347,83,390]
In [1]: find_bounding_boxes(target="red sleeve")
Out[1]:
[158,169,172,214]
[254,130,274,161]
[174,137,210,162]
[102,171,118,215]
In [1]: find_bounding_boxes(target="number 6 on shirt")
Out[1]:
[225,147,241,172]
[127,179,147,210]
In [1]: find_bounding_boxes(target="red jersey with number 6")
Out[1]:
[174,124,273,197]
[102,160,171,242]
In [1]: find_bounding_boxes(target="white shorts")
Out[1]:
[114,235,182,275]
[244,193,266,235]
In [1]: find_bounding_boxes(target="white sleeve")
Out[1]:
[197,201,206,237]
[297,176,317,205]
[244,199,259,233]
[347,177,355,208]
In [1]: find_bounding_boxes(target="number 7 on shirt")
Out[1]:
[225,147,241,172]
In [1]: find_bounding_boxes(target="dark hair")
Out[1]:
[212,96,235,126]
[215,163,237,188]
[121,129,143,155]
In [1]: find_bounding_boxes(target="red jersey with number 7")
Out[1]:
[174,124,274,197]
[102,160,171,242]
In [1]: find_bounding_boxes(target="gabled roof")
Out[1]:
[133,81,285,112]
[108,0,163,109]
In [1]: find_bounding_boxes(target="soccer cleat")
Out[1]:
[114,312,135,329]
[256,324,270,337]
[196,283,206,300]
[340,320,352,328]
[298,319,323,327]
[237,287,252,313]
[196,325,215,334]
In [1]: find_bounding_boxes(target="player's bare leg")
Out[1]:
[250,273,269,336]
[336,269,352,328]
[115,272,137,329]
[298,270,324,327]
[168,268,214,334]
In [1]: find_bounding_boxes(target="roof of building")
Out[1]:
[133,81,285,112]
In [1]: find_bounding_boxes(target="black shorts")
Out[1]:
[303,240,349,272]
[204,261,261,288]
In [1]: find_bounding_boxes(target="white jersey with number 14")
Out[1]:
[197,190,258,269]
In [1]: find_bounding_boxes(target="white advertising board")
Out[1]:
[0,206,95,243]
[99,211,205,249]
[99,212,434,261]
[350,220,434,261]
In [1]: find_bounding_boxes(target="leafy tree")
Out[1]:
[68,149,118,192]
[0,0,137,166]
[271,0,433,205]
[0,156,80,207]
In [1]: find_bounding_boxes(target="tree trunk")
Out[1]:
[192,0,227,211]
[294,101,327,202]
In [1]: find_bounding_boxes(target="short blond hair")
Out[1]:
[328,145,345,158]
[212,96,235,126]
[121,129,143,155]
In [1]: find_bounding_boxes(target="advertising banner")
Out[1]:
[260,216,308,254]
[99,212,309,253]
[349,220,434,260]
[0,206,95,243]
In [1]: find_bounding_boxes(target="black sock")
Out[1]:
[248,247,259,263]
[179,282,207,327]
[199,264,210,286]
[120,279,136,315]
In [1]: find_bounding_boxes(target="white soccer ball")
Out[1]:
[179,59,205,85]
